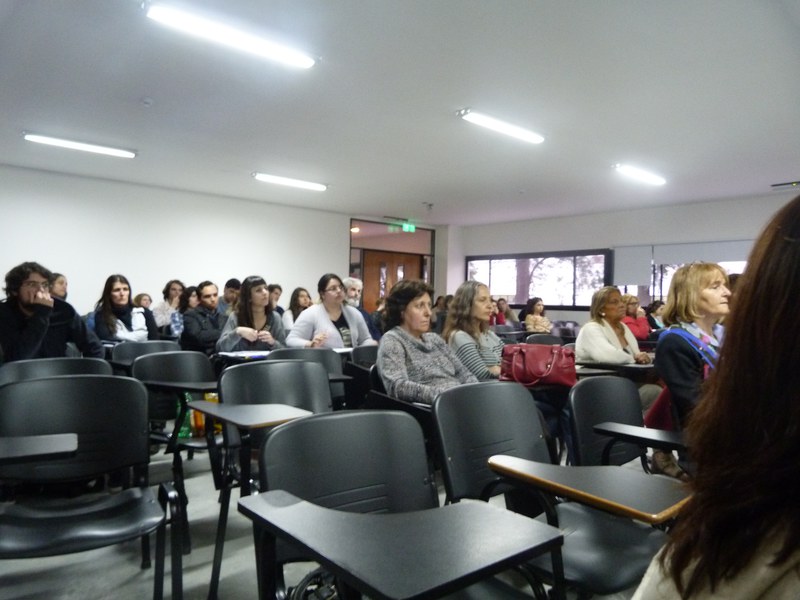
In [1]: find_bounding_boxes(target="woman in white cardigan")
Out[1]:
[286,273,377,349]
[576,286,651,365]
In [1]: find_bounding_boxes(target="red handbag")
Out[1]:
[499,343,577,388]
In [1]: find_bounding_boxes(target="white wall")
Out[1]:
[0,165,350,314]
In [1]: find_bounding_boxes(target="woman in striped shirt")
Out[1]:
[443,281,505,380]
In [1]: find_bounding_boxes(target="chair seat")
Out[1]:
[440,575,538,599]
[528,502,666,595]
[0,487,165,558]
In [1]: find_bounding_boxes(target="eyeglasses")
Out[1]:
[22,280,50,290]
[324,285,343,293]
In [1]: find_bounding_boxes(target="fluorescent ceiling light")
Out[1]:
[146,4,315,69]
[23,134,136,158]
[457,108,544,144]
[614,163,666,186]
[253,172,327,191]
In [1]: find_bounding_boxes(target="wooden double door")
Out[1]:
[361,250,423,313]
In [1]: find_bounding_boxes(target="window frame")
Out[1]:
[465,248,613,309]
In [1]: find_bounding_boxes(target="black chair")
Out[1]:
[266,347,347,409]
[349,344,378,366]
[205,359,331,597]
[131,350,216,550]
[0,356,112,387]
[110,340,181,374]
[432,381,665,598]
[255,410,539,600]
[525,333,563,346]
[568,376,649,470]
[0,375,183,600]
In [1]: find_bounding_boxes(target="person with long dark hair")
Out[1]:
[286,273,376,349]
[169,285,198,337]
[152,279,185,328]
[634,195,800,598]
[282,286,312,332]
[523,297,552,333]
[216,275,286,352]
[93,274,158,342]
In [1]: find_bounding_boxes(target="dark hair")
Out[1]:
[661,194,800,596]
[224,278,241,290]
[317,273,343,296]
[267,283,282,294]
[4,261,53,297]
[161,279,185,301]
[96,274,132,335]
[178,286,198,313]
[197,281,216,297]
[528,296,546,317]
[384,280,434,330]
[645,300,664,315]
[236,276,271,328]
[288,287,311,320]
[442,280,489,341]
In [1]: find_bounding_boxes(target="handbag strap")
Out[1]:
[660,327,717,369]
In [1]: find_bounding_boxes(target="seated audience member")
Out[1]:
[0,261,103,361]
[645,300,666,330]
[442,281,504,380]
[181,280,226,355]
[377,279,477,404]
[432,293,453,333]
[576,286,651,365]
[152,279,185,328]
[217,276,286,352]
[268,283,284,316]
[633,195,800,600]
[343,276,382,340]
[524,297,553,333]
[489,298,504,325]
[216,278,241,317]
[282,286,312,332]
[371,297,386,333]
[430,295,446,323]
[621,293,650,341]
[49,272,68,300]
[169,285,198,337]
[496,297,518,326]
[93,274,159,342]
[286,273,376,350]
[133,293,153,309]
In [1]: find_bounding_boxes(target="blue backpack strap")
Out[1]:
[659,327,717,369]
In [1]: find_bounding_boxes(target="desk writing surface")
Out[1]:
[488,455,690,525]
[140,380,218,393]
[594,422,686,453]
[0,433,78,466]
[239,489,562,600]
[188,401,311,429]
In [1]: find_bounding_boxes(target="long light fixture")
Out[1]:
[457,108,544,144]
[253,172,327,191]
[23,133,136,158]
[614,163,666,186]
[146,4,315,69]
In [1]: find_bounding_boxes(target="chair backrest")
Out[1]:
[492,324,516,333]
[261,410,437,513]
[130,350,214,382]
[0,357,112,387]
[0,375,149,482]
[219,360,331,413]
[111,340,181,362]
[266,347,342,374]
[525,334,563,346]
[432,381,552,503]
[568,376,645,466]
[369,363,386,393]
[349,344,378,367]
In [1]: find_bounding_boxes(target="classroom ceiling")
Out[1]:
[1,0,799,227]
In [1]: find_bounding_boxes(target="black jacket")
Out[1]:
[181,306,227,355]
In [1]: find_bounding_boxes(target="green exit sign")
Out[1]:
[402,223,416,232]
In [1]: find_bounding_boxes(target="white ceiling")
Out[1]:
[2,0,799,227]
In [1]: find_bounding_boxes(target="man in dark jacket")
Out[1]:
[0,261,103,363]
[180,280,226,355]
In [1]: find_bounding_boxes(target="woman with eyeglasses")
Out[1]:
[216,275,286,352]
[621,293,651,341]
[286,273,376,349]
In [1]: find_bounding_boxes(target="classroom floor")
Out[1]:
[0,451,638,600]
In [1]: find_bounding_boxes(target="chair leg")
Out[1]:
[154,524,166,600]
[208,485,232,600]
[171,449,192,553]
[159,482,184,600]
[141,533,152,569]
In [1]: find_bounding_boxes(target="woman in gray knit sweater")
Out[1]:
[376,280,476,405]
